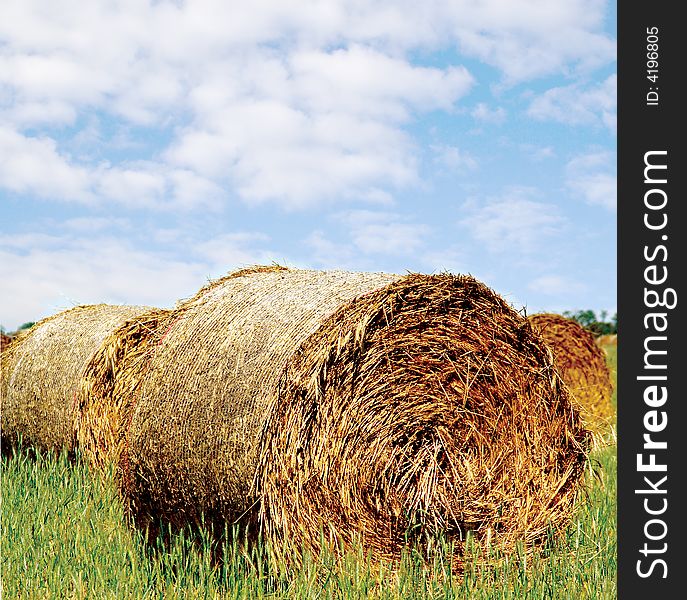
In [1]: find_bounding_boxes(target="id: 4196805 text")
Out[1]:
[646,27,659,106]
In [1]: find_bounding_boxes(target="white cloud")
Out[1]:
[0,234,199,330]
[520,144,556,162]
[432,144,478,171]
[4,100,77,127]
[459,187,565,254]
[421,246,467,275]
[167,170,226,210]
[62,216,129,232]
[0,126,93,202]
[0,228,279,331]
[303,209,431,269]
[528,74,616,132]
[304,230,358,270]
[95,164,167,207]
[337,210,430,255]
[528,274,587,296]
[471,103,506,124]
[0,0,615,209]
[0,126,222,209]
[457,25,613,84]
[166,47,473,208]
[194,232,276,266]
[566,150,616,210]
[290,46,473,118]
[0,2,615,75]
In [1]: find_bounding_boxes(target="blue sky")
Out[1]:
[0,0,616,331]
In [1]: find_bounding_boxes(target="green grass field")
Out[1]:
[0,345,617,599]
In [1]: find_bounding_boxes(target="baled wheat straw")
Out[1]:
[116,267,588,568]
[1,304,151,454]
[528,313,614,438]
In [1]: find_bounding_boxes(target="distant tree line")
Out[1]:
[562,310,617,336]
[0,322,36,336]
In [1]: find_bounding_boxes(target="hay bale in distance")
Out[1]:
[1,304,152,454]
[528,313,614,436]
[118,266,588,567]
[596,333,617,348]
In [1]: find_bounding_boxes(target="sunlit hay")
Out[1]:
[0,304,152,455]
[76,309,172,472]
[528,313,614,442]
[595,334,617,348]
[258,275,590,570]
[119,267,589,570]
[119,266,398,534]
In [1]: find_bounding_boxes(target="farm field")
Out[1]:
[0,344,617,599]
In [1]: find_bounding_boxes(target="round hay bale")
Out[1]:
[596,333,617,347]
[76,308,173,471]
[1,304,152,454]
[528,313,614,437]
[118,267,589,567]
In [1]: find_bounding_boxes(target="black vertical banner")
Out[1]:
[618,1,686,598]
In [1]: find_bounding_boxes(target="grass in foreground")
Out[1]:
[0,448,617,600]
[1,345,617,599]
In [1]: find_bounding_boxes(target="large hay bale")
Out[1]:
[117,266,588,566]
[1,304,152,454]
[528,313,614,437]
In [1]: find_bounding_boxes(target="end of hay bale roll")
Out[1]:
[77,308,173,472]
[256,274,590,567]
[77,268,289,472]
[528,313,614,440]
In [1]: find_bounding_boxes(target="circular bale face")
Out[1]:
[528,313,614,438]
[258,275,590,566]
[1,304,153,455]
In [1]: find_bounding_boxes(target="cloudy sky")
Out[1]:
[0,0,616,331]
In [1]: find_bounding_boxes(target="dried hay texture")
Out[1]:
[596,333,617,347]
[528,313,614,437]
[77,308,173,471]
[1,304,152,454]
[118,266,588,568]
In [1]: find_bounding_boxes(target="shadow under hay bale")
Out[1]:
[1,304,152,455]
[113,267,589,569]
[528,313,614,440]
